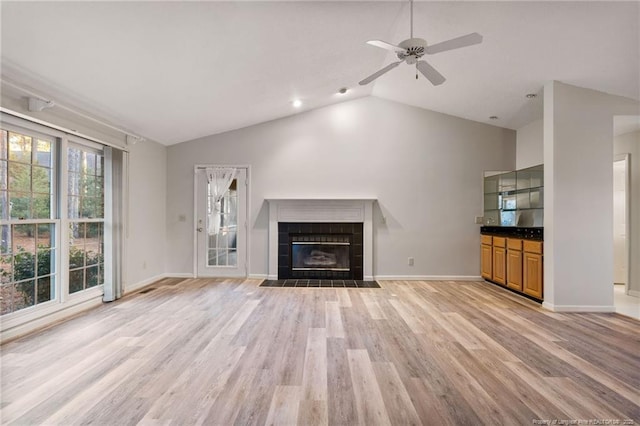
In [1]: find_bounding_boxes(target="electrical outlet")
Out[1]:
[475,216,484,224]
[408,257,414,266]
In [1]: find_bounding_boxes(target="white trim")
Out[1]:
[613,154,631,294]
[542,301,616,312]
[124,273,169,294]
[628,289,640,297]
[1,108,128,151]
[123,273,196,294]
[0,295,103,344]
[374,275,483,281]
[266,199,376,280]
[249,274,268,280]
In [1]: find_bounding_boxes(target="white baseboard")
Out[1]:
[125,273,195,295]
[0,296,103,344]
[542,301,616,313]
[167,273,196,278]
[125,273,170,294]
[248,274,268,280]
[628,289,640,297]
[374,275,483,281]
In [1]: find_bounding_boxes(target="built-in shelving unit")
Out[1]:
[483,164,543,227]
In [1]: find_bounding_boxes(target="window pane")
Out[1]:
[32,166,51,194]
[84,152,96,175]
[35,139,52,167]
[1,130,7,160]
[9,192,31,219]
[8,162,31,192]
[8,133,32,163]
[1,284,13,315]
[68,171,80,196]
[15,280,35,310]
[37,248,53,276]
[32,194,51,219]
[86,265,99,288]
[1,225,11,255]
[0,254,12,284]
[14,248,35,281]
[68,196,80,219]
[0,191,8,220]
[37,276,52,303]
[0,160,7,190]
[68,147,81,172]
[37,224,54,248]
[208,249,218,266]
[69,269,84,293]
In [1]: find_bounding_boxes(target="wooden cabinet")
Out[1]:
[481,235,493,279]
[481,234,543,301]
[492,237,506,285]
[523,241,543,299]
[506,238,522,291]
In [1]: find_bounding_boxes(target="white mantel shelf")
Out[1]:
[266,198,376,280]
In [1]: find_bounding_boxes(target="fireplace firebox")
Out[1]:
[278,222,363,279]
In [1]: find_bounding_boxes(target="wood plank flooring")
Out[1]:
[1,278,639,425]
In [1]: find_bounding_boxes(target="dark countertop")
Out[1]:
[480,226,543,241]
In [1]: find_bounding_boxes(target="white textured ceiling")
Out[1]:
[1,1,638,146]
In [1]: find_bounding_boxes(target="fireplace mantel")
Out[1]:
[266,198,375,280]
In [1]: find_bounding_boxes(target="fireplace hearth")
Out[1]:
[278,222,363,280]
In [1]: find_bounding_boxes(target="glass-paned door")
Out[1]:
[0,128,57,315]
[67,145,104,294]
[196,168,247,277]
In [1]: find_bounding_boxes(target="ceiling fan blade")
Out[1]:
[366,40,406,53]
[416,61,446,86]
[359,61,402,85]
[425,32,483,55]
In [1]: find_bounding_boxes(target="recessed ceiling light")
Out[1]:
[338,87,348,95]
[292,99,302,108]
[526,93,537,99]
[489,116,499,120]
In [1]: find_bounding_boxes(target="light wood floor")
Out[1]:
[1,278,639,425]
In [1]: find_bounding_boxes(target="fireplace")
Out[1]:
[278,223,363,279]
[267,199,375,280]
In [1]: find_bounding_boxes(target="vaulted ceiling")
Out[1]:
[1,1,638,145]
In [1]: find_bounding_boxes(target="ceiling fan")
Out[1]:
[359,0,482,86]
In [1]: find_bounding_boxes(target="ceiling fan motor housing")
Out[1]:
[397,38,427,64]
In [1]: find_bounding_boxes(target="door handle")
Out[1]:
[197,227,203,232]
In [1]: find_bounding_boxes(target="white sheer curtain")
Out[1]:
[206,168,236,235]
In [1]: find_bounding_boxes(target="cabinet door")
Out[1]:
[481,244,493,279]
[523,252,543,299]
[493,246,506,285]
[506,249,522,291]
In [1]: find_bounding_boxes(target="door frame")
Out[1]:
[613,153,630,294]
[193,164,251,278]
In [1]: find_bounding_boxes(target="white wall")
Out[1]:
[543,81,640,311]
[614,131,640,296]
[166,96,516,279]
[516,119,543,169]
[125,139,167,290]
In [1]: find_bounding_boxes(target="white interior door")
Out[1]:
[196,168,247,277]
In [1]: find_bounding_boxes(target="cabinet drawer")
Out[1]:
[523,240,543,254]
[493,237,506,248]
[481,235,493,245]
[507,238,522,251]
